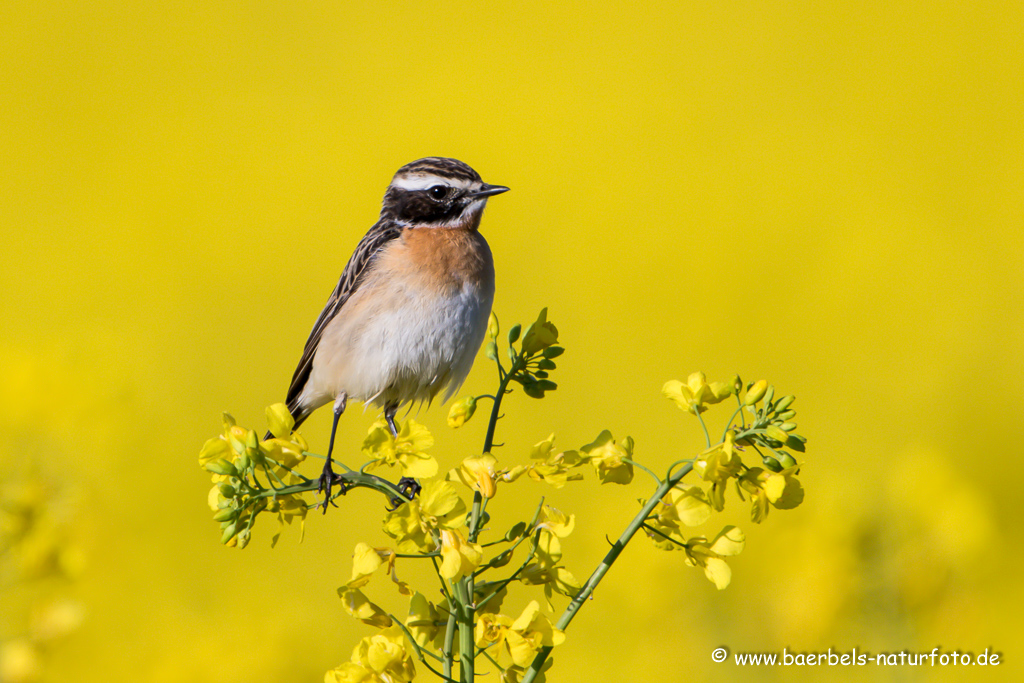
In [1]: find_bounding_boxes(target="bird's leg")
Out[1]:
[384,401,400,439]
[317,392,347,514]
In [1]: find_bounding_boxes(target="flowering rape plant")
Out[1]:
[198,308,807,682]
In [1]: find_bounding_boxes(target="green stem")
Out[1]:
[468,492,484,543]
[442,596,457,678]
[390,614,447,665]
[721,406,744,442]
[621,457,660,486]
[430,556,454,604]
[694,409,712,448]
[462,490,483,682]
[640,522,688,549]
[519,463,694,683]
[455,579,474,683]
[247,469,412,507]
[483,356,521,455]
[735,393,747,428]
[479,647,504,672]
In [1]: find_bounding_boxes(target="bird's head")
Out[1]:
[382,157,509,229]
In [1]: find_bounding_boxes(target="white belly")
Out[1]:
[299,269,494,412]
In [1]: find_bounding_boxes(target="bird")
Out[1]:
[270,157,508,510]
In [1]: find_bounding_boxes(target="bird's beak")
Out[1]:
[471,183,510,198]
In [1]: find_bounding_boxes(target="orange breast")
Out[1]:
[396,227,495,295]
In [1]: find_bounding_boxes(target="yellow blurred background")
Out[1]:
[2,2,1021,681]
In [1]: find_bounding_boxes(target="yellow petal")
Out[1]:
[338,588,393,628]
[661,380,695,410]
[350,543,383,585]
[419,481,461,517]
[399,453,438,479]
[265,403,295,439]
[709,525,745,556]
[670,486,712,527]
[703,557,732,589]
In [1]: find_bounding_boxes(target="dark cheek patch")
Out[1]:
[392,190,458,224]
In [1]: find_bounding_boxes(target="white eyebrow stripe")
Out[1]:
[390,174,475,191]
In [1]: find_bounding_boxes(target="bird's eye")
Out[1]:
[428,185,449,200]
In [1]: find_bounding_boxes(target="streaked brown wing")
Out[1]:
[284,219,403,422]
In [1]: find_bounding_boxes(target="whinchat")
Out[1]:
[272,157,508,507]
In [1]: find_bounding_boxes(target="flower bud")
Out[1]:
[775,409,796,422]
[731,374,743,393]
[507,323,522,345]
[218,484,236,498]
[779,422,797,432]
[762,385,775,407]
[542,346,564,359]
[220,523,238,544]
[765,425,789,443]
[762,455,783,472]
[743,380,768,406]
[484,340,498,361]
[206,458,238,477]
[773,395,795,412]
[505,521,528,541]
[489,548,514,568]
[236,454,251,472]
[487,311,499,340]
[447,396,478,428]
[213,508,237,522]
[778,452,798,469]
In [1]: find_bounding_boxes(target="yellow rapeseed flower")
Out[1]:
[447,395,478,428]
[694,432,743,484]
[362,419,438,479]
[439,529,483,580]
[447,453,499,498]
[325,626,416,683]
[579,430,634,485]
[383,481,468,553]
[663,372,733,414]
[646,484,713,545]
[683,526,745,590]
[406,592,449,650]
[521,308,559,356]
[526,435,586,488]
[739,466,804,523]
[505,601,566,667]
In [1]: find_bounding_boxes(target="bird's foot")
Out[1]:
[317,460,350,514]
[385,479,421,509]
[397,477,421,499]
[386,477,422,511]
